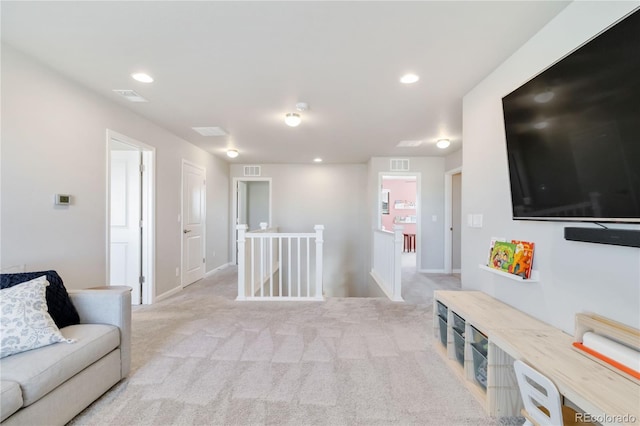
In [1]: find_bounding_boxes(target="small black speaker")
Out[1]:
[564,227,640,248]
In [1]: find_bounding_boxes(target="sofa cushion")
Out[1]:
[0,270,80,329]
[0,324,119,406]
[0,380,22,422]
[0,276,72,358]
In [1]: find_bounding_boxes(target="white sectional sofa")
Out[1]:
[0,287,131,425]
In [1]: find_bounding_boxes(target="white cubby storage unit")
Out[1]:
[432,291,640,422]
[432,291,547,417]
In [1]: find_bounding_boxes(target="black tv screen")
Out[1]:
[502,9,640,223]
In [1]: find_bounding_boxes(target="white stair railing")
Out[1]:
[370,225,403,301]
[237,224,324,301]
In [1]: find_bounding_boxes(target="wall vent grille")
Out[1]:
[390,159,410,171]
[244,165,261,177]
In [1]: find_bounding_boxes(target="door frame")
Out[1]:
[377,172,422,270]
[444,166,463,274]
[105,129,155,304]
[231,177,272,264]
[181,159,207,288]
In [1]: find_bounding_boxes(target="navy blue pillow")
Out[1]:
[0,270,80,329]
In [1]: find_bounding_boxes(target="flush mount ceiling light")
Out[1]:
[226,149,239,158]
[313,158,323,163]
[131,73,153,83]
[400,73,419,84]
[436,139,451,149]
[285,113,302,127]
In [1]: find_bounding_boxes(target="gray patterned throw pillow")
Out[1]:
[0,276,73,358]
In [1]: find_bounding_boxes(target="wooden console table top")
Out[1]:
[435,290,557,332]
[491,328,640,426]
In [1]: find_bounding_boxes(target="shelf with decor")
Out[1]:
[393,200,416,210]
[478,264,540,282]
[394,215,416,224]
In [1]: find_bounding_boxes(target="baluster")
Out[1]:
[288,237,292,297]
[251,237,255,298]
[314,225,324,299]
[260,236,264,297]
[297,236,301,297]
[269,236,273,297]
[278,237,283,297]
[306,236,310,297]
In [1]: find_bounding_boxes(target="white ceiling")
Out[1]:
[1,1,570,164]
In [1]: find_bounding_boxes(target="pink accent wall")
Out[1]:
[381,178,416,234]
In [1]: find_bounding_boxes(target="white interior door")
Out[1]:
[182,162,206,286]
[110,149,142,304]
[452,172,462,272]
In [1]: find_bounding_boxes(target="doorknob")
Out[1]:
[183,229,191,234]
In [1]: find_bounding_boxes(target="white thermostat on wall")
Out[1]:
[54,194,71,205]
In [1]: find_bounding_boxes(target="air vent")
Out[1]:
[396,140,423,147]
[192,127,228,137]
[244,165,261,177]
[112,89,148,102]
[390,159,410,171]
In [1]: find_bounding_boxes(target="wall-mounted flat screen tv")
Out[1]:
[502,9,640,223]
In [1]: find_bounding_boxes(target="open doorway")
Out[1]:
[106,130,155,305]
[232,178,272,264]
[379,174,419,270]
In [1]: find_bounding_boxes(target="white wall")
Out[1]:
[445,149,462,172]
[462,2,640,333]
[230,163,368,297]
[1,45,229,298]
[369,157,446,272]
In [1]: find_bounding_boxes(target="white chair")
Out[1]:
[514,360,593,426]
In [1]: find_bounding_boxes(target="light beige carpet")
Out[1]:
[70,266,506,426]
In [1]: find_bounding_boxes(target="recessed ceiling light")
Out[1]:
[313,158,323,163]
[285,113,301,127]
[436,139,451,149]
[131,73,153,83]
[400,73,419,84]
[226,149,239,158]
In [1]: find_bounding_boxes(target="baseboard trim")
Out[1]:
[205,262,233,278]
[419,269,446,273]
[155,285,182,302]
